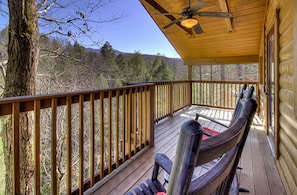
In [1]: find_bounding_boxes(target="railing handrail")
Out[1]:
[0,83,155,115]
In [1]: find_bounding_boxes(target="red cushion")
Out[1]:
[202,127,220,140]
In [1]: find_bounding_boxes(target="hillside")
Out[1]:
[85,47,184,67]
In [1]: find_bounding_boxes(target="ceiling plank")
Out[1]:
[184,55,259,65]
[139,0,267,61]
[217,0,233,32]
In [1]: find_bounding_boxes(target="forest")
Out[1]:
[0,26,258,98]
[0,27,187,96]
[0,27,258,98]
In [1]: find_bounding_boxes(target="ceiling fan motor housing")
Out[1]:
[181,8,194,18]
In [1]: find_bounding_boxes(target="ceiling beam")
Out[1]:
[217,0,233,32]
[184,55,259,65]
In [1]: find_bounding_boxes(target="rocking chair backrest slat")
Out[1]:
[166,120,204,195]
[229,85,254,126]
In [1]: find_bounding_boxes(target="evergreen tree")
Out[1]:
[127,52,147,82]
[100,42,120,87]
[150,55,174,81]
[149,55,162,80]
[156,58,174,80]
[116,53,129,82]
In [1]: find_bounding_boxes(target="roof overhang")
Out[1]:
[139,0,268,65]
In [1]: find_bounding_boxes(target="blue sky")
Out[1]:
[0,0,180,58]
[97,0,180,58]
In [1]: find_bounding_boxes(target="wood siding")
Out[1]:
[263,0,297,194]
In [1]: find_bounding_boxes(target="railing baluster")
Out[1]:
[79,94,84,194]
[34,100,41,195]
[51,98,58,195]
[160,83,163,119]
[132,87,137,152]
[138,87,143,148]
[66,96,72,195]
[155,84,158,121]
[163,83,165,117]
[115,90,120,167]
[169,82,173,117]
[99,92,104,179]
[148,84,155,147]
[127,88,132,158]
[121,89,126,162]
[89,93,95,187]
[12,102,20,194]
[108,91,112,174]
[159,83,161,119]
[143,87,148,144]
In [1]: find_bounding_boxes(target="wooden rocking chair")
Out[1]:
[127,98,257,195]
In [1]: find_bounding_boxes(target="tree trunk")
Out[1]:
[5,0,39,97]
[1,0,39,194]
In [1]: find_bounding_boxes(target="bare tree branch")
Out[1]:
[0,0,8,16]
[41,47,83,63]
[36,0,126,47]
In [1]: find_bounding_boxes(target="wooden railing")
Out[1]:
[152,80,258,122]
[124,81,192,123]
[154,81,191,123]
[0,84,155,194]
[1,80,259,194]
[191,81,259,109]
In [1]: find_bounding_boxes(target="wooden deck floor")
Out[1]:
[86,106,286,195]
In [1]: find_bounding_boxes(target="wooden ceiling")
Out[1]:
[139,0,268,65]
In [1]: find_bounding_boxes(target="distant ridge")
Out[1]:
[85,47,184,68]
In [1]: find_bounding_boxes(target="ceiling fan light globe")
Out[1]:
[181,18,198,28]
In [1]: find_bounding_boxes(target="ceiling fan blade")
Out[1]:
[154,12,181,16]
[193,23,204,34]
[197,12,233,18]
[163,17,184,29]
[190,1,208,13]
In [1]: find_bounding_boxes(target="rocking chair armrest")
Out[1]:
[154,153,173,174]
[195,113,229,128]
[152,153,173,181]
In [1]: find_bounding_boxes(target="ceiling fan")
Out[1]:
[158,0,233,34]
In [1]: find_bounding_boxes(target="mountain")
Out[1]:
[85,47,184,70]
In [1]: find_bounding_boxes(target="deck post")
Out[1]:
[169,81,174,117]
[187,65,193,106]
[149,83,155,147]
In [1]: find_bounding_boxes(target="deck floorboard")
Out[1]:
[87,106,286,195]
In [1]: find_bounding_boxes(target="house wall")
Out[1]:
[261,0,297,194]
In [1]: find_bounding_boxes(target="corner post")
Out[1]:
[149,83,155,147]
[188,65,193,106]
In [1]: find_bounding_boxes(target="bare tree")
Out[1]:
[37,0,124,46]
[1,0,123,194]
